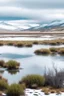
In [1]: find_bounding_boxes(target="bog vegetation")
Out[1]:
[0,39,64,47]
[34,47,64,55]
[0,66,64,95]
[0,60,20,70]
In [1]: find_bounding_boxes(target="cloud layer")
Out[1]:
[0,0,64,22]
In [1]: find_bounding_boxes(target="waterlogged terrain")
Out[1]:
[0,35,64,41]
[0,44,64,84]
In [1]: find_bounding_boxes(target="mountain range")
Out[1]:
[0,20,64,31]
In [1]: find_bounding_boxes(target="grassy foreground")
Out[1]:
[0,39,64,47]
[0,67,64,95]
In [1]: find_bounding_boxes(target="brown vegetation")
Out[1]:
[34,47,64,55]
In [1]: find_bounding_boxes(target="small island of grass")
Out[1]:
[0,60,20,70]
[34,47,64,55]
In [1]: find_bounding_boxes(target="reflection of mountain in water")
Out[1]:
[0,53,33,59]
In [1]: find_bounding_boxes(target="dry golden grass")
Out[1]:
[41,87,64,94]
[34,47,64,55]
[0,38,64,46]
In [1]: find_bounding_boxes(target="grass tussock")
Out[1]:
[34,49,51,55]
[34,47,64,55]
[7,84,24,96]
[0,60,20,70]
[19,74,45,88]
[6,60,20,70]
[0,39,64,47]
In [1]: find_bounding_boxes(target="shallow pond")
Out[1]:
[0,44,64,84]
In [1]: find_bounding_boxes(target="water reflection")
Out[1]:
[0,53,33,59]
[0,45,63,84]
[8,70,19,75]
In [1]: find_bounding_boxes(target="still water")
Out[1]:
[0,44,64,84]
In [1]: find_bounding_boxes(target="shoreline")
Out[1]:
[0,31,64,41]
[0,31,64,35]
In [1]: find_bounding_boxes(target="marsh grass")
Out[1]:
[34,49,51,55]
[15,43,24,47]
[0,39,64,46]
[58,48,64,55]
[25,43,32,47]
[7,84,24,96]
[34,47,64,55]
[0,60,5,67]
[19,74,45,88]
[6,60,20,70]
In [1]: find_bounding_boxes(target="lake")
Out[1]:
[0,44,64,84]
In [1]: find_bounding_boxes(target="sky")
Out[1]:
[0,0,64,22]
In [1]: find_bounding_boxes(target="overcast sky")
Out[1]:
[0,0,64,22]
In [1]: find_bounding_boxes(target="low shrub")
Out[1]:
[7,84,24,96]
[6,60,20,70]
[20,83,26,89]
[33,41,38,44]
[59,49,64,55]
[42,87,50,92]
[34,50,41,55]
[56,90,61,95]
[20,74,45,88]
[7,42,14,46]
[0,60,5,67]
[34,47,64,55]
[50,90,56,93]
[44,91,49,95]
[15,43,24,47]
[0,80,8,91]
[0,43,3,46]
[25,44,32,47]
[49,41,58,45]
[34,49,51,55]
[44,67,64,88]
[50,47,57,53]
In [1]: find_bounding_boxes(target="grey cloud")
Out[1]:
[0,0,64,22]
[0,6,64,22]
[11,0,64,9]
[0,0,64,9]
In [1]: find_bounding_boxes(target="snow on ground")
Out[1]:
[25,88,64,96]
[1,89,64,96]
[0,37,53,41]
[0,35,63,41]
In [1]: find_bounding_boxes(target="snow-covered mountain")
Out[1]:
[0,20,39,31]
[28,20,64,31]
[0,20,64,31]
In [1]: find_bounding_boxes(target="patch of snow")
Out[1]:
[25,88,64,96]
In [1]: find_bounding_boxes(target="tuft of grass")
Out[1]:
[0,80,8,91]
[25,43,32,47]
[33,41,38,44]
[7,42,14,46]
[34,49,51,55]
[19,74,45,88]
[6,60,20,70]
[58,49,64,55]
[44,91,49,95]
[0,43,3,46]
[15,43,24,47]
[50,47,57,53]
[0,60,5,67]
[7,84,24,96]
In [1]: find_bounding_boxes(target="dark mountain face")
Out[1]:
[27,20,64,31]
